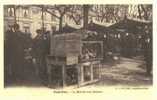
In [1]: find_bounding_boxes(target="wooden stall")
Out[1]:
[108,18,152,57]
[46,30,103,88]
[46,33,81,88]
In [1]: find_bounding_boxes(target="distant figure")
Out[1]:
[143,34,152,76]
[43,31,50,55]
[142,26,152,76]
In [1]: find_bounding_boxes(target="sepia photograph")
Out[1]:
[3,4,152,89]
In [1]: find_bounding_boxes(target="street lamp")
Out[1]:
[126,33,129,36]
[104,34,107,38]
[118,34,121,38]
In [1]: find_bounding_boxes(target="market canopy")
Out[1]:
[86,21,109,33]
[53,22,111,40]
[108,18,152,34]
[53,24,79,34]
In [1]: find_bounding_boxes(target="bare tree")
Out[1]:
[130,5,152,20]
[53,5,72,31]
[34,5,72,31]
[90,5,129,23]
[83,5,90,29]
[66,5,83,25]
[137,5,142,19]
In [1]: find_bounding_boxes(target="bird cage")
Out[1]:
[76,30,103,86]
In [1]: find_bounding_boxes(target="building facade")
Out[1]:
[4,5,60,38]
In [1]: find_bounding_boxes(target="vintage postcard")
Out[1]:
[0,0,156,100]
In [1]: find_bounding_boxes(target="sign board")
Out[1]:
[50,33,81,57]
[66,56,78,65]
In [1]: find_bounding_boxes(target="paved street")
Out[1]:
[94,56,152,86]
[6,56,152,89]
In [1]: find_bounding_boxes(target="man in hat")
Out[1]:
[4,26,14,85]
[142,26,152,76]
[33,29,49,85]
[8,23,27,82]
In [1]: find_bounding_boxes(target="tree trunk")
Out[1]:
[13,5,17,24]
[138,5,142,19]
[41,6,45,33]
[83,5,89,29]
[141,5,148,20]
[59,15,63,31]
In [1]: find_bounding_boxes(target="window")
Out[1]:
[23,8,29,18]
[7,7,14,17]
[51,15,56,21]
[32,9,39,14]
[50,10,56,21]
[23,26,30,33]
[41,12,47,20]
[44,24,47,30]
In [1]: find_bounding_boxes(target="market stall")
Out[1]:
[46,29,103,88]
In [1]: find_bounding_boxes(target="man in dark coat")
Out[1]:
[7,24,27,82]
[33,29,50,85]
[4,27,14,85]
[143,35,152,76]
[142,26,152,76]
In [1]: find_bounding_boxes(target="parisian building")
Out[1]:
[4,5,151,38]
[4,5,60,38]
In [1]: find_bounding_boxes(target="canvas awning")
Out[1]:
[108,18,152,34]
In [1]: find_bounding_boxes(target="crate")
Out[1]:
[47,33,81,88]
[78,60,101,86]
[50,33,81,57]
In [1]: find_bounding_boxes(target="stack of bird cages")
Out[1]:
[78,40,103,86]
[46,30,103,88]
[46,33,81,88]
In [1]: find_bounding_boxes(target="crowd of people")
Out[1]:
[103,25,152,76]
[4,24,50,86]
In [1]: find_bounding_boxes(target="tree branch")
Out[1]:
[45,9,60,19]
